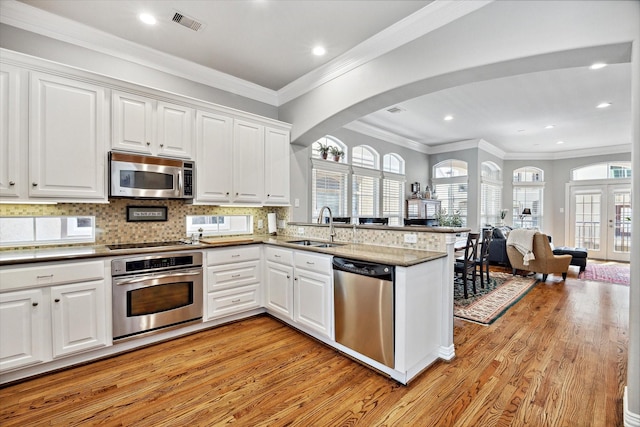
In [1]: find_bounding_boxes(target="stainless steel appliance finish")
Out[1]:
[112,252,203,340]
[109,151,194,199]
[333,257,395,368]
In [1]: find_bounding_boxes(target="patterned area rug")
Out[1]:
[580,263,630,286]
[454,271,538,325]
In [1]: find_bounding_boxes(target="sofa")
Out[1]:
[506,232,572,281]
[487,226,512,266]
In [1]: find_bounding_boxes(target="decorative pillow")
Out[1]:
[493,227,506,240]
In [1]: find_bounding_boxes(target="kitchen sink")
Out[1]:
[287,240,344,248]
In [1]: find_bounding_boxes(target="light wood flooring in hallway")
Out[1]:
[0,269,629,426]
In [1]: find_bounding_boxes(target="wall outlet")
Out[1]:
[258,219,264,229]
[294,198,300,208]
[297,227,305,235]
[404,233,418,244]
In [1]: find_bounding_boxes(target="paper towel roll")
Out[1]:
[267,213,277,234]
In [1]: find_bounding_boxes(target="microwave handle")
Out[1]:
[177,169,183,194]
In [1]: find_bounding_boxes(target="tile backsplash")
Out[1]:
[0,201,289,249]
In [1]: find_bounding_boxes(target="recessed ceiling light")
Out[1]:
[556,140,565,145]
[443,115,453,121]
[596,102,612,109]
[139,13,157,25]
[544,125,555,129]
[312,46,326,56]
[589,62,607,70]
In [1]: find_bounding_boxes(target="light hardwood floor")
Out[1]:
[0,267,629,426]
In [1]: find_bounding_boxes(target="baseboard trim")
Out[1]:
[625,387,640,427]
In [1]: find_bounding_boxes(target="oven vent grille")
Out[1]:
[172,12,204,32]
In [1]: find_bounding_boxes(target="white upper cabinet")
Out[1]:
[29,72,107,201]
[0,64,25,199]
[232,119,265,204]
[112,91,194,159]
[195,110,233,203]
[264,127,290,205]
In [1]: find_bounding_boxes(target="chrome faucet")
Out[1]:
[317,206,335,243]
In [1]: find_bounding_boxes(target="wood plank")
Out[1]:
[0,268,629,426]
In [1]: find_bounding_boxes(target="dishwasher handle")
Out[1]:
[332,257,394,280]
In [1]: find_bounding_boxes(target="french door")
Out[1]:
[569,183,631,262]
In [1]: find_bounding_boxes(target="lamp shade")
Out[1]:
[521,208,532,215]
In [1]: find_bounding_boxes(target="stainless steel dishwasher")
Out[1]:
[333,257,395,368]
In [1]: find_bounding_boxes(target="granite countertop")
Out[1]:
[0,235,446,267]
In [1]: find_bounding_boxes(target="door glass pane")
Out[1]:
[574,193,600,249]
[128,282,193,316]
[614,191,632,252]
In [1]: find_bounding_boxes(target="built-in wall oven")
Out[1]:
[111,252,203,341]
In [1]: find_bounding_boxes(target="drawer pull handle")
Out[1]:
[306,261,315,265]
[54,299,60,303]
[274,254,281,258]
[9,181,15,186]
[231,299,241,303]
[231,274,241,278]
[32,302,38,307]
[37,274,54,279]
[231,254,240,258]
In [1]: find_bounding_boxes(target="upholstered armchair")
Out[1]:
[506,232,572,281]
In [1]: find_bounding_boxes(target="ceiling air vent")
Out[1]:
[386,106,405,114]
[172,11,205,32]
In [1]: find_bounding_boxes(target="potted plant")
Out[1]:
[330,146,344,162]
[500,209,508,225]
[317,142,331,159]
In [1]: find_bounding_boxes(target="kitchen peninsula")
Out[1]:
[0,228,460,385]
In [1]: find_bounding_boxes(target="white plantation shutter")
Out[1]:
[481,182,502,226]
[383,177,403,226]
[312,167,348,221]
[352,171,379,218]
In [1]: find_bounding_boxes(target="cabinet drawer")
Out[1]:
[207,261,260,292]
[207,246,260,266]
[294,251,331,275]
[0,261,104,292]
[207,285,260,319]
[264,246,293,265]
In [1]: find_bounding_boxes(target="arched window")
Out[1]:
[311,136,349,221]
[382,153,406,225]
[432,160,468,226]
[312,136,347,163]
[481,161,502,226]
[513,166,544,229]
[571,162,631,180]
[352,145,378,169]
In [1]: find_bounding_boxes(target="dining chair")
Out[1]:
[454,232,479,299]
[475,228,493,289]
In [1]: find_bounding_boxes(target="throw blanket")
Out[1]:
[507,229,537,266]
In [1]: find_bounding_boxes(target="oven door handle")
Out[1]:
[113,270,201,286]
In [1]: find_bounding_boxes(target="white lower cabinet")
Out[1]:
[206,246,261,320]
[0,289,46,371]
[0,260,108,373]
[264,247,333,339]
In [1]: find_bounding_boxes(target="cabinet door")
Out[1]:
[0,64,25,199]
[232,119,264,203]
[196,111,233,203]
[294,269,332,338]
[264,127,290,205]
[265,261,294,320]
[0,289,47,372]
[29,72,106,200]
[51,280,107,358]
[156,101,194,159]
[112,91,154,154]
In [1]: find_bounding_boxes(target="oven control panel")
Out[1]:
[112,252,203,276]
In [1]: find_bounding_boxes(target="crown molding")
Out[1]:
[0,0,278,105]
[277,0,493,105]
[343,120,430,154]
[503,144,632,160]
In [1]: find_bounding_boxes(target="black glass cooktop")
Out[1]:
[107,241,187,250]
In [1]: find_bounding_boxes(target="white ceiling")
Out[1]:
[5,0,633,157]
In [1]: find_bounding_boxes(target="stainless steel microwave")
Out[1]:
[109,152,194,199]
